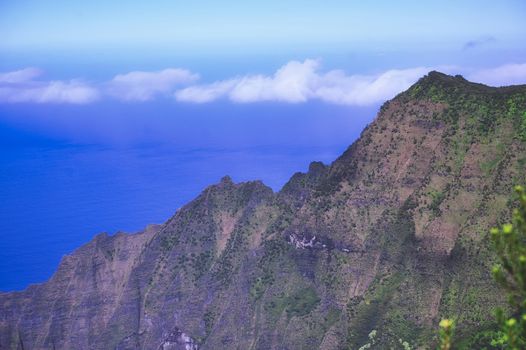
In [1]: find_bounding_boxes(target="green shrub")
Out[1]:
[439,185,526,349]
[490,185,526,349]
[286,287,320,318]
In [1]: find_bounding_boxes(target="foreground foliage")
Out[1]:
[491,185,526,349]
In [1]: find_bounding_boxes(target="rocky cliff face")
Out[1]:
[1,72,526,349]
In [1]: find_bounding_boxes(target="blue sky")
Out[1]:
[0,1,524,78]
[1,0,525,53]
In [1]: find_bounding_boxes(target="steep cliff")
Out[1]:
[1,72,526,349]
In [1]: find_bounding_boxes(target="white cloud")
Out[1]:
[0,67,199,104]
[0,68,99,104]
[107,68,199,101]
[175,60,431,105]
[176,60,321,104]
[175,80,238,103]
[467,63,526,87]
[0,62,525,105]
[0,67,42,83]
[230,59,319,103]
[311,67,430,105]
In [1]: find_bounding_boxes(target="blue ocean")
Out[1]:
[0,101,378,291]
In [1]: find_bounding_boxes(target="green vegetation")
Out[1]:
[249,276,266,301]
[357,329,377,350]
[428,189,446,215]
[490,185,526,349]
[440,186,526,349]
[286,287,320,318]
[203,309,216,337]
[264,292,288,319]
[438,319,454,350]
[521,111,526,141]
[160,234,179,252]
[264,287,320,319]
[191,250,213,281]
[104,248,116,261]
[480,142,505,176]
[212,227,248,286]
[323,307,341,331]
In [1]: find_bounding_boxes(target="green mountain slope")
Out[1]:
[1,72,525,349]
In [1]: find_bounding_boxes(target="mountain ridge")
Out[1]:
[1,71,526,349]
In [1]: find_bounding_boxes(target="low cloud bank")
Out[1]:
[106,69,199,101]
[0,61,525,105]
[175,60,430,105]
[0,68,99,104]
[466,63,526,87]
